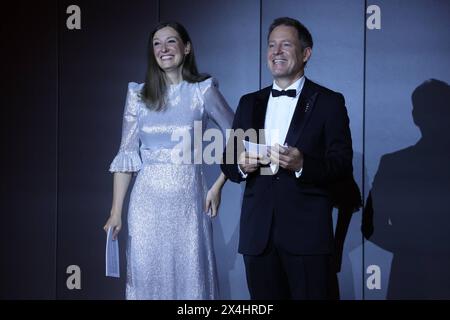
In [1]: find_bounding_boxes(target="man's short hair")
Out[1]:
[268,17,313,50]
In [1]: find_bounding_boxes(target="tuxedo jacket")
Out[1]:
[221,78,354,255]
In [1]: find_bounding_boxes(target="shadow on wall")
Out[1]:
[337,151,367,300]
[328,156,362,300]
[362,79,450,299]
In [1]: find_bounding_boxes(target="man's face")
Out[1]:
[267,25,309,82]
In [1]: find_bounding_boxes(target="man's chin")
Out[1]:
[270,71,288,78]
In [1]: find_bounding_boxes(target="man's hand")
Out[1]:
[268,143,303,172]
[238,151,269,174]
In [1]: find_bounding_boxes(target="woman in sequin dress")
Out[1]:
[103,21,234,300]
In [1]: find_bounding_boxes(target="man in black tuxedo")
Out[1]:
[221,17,354,299]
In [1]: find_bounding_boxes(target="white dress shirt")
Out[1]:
[239,76,305,178]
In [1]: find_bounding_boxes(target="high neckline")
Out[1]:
[168,80,185,87]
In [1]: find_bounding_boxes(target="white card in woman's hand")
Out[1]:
[105,227,120,278]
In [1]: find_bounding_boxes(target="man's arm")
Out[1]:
[299,93,353,185]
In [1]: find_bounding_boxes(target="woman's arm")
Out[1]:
[104,172,132,239]
[212,172,227,190]
[205,172,228,217]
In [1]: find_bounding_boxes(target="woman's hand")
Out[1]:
[205,185,222,218]
[103,213,122,240]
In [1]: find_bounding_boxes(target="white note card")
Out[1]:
[105,227,120,278]
[243,140,269,157]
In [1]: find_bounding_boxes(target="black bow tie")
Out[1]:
[271,88,297,98]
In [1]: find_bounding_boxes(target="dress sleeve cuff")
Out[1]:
[109,151,142,172]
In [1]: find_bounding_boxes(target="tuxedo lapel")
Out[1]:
[252,86,271,144]
[284,78,319,147]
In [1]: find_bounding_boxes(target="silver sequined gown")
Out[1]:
[109,78,234,300]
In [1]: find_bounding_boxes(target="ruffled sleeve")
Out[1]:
[109,82,143,173]
[200,77,234,135]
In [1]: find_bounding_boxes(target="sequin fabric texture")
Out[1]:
[109,78,234,299]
